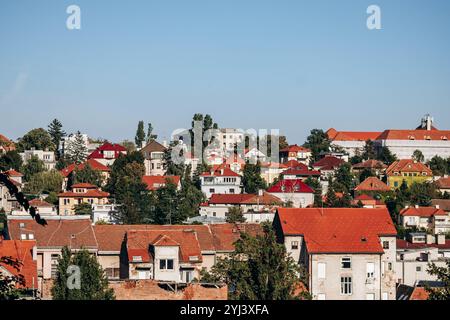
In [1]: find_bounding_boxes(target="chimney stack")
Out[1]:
[437,234,445,245]
[426,234,435,245]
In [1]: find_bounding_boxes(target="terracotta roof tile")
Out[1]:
[0,240,38,289]
[354,177,391,192]
[142,175,181,191]
[386,160,433,176]
[267,179,314,194]
[399,207,447,217]
[60,159,110,178]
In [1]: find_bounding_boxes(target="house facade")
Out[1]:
[274,208,398,300]
[87,142,127,166]
[386,159,433,189]
[141,140,167,176]
[279,145,312,165]
[200,167,242,199]
[266,179,314,208]
[58,183,109,215]
[20,149,56,170]
[399,206,450,234]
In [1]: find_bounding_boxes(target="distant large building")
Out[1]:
[327,114,450,161]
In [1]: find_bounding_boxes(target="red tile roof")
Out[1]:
[312,156,344,170]
[208,192,282,205]
[397,239,450,250]
[0,134,16,152]
[0,240,38,289]
[280,145,311,153]
[284,160,305,169]
[326,128,382,142]
[386,159,433,176]
[354,194,375,201]
[352,160,387,170]
[58,184,109,198]
[260,161,288,169]
[378,129,450,141]
[276,208,397,254]
[28,199,53,208]
[281,168,321,177]
[436,177,450,189]
[142,175,181,191]
[8,218,98,249]
[354,177,391,192]
[60,159,110,178]
[267,179,314,194]
[4,169,23,177]
[71,183,97,189]
[399,207,447,217]
[409,287,430,300]
[88,142,127,159]
[200,167,240,177]
[209,223,263,251]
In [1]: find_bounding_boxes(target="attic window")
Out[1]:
[19,223,25,228]
[132,256,142,262]
[70,234,76,239]
[442,136,448,141]
[361,237,367,242]
[408,136,415,140]
[425,136,431,140]
[189,256,199,262]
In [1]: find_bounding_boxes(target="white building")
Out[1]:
[399,205,450,235]
[20,149,56,170]
[92,203,119,224]
[396,233,450,286]
[140,140,167,176]
[218,128,245,153]
[266,179,314,208]
[200,167,242,199]
[274,208,398,300]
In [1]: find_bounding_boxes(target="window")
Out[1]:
[382,241,389,249]
[105,268,120,279]
[340,277,352,295]
[317,263,326,279]
[388,262,392,271]
[382,292,389,300]
[160,259,174,270]
[366,293,375,300]
[209,188,215,193]
[341,257,351,269]
[291,241,299,250]
[317,294,326,300]
[416,266,422,272]
[366,263,375,278]
[394,181,399,187]
[20,234,26,240]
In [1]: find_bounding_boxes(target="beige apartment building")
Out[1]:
[58,183,109,215]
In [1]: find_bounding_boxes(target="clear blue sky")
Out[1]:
[1,0,449,144]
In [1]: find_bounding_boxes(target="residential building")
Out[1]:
[279,145,312,165]
[142,175,181,191]
[354,177,391,195]
[273,208,398,300]
[327,115,450,161]
[59,133,99,159]
[11,198,57,216]
[87,142,127,166]
[244,147,267,163]
[0,171,22,213]
[431,199,450,213]
[399,206,450,234]
[7,215,98,294]
[0,239,38,296]
[140,140,167,176]
[266,179,314,208]
[199,192,282,220]
[58,183,109,215]
[435,176,450,195]
[20,149,56,170]
[92,203,119,224]
[0,134,16,154]
[280,163,321,181]
[386,159,433,189]
[218,128,245,153]
[260,161,288,185]
[60,158,111,190]
[396,233,450,286]
[311,155,344,177]
[352,194,386,209]
[200,167,242,199]
[352,159,387,176]
[222,153,246,175]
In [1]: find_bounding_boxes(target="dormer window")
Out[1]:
[408,135,415,140]
[160,259,174,270]
[132,256,142,262]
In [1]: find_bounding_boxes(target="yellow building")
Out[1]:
[58,183,109,215]
[386,159,433,189]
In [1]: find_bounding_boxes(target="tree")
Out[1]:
[242,161,267,194]
[153,180,179,224]
[74,202,93,216]
[226,206,246,223]
[426,260,450,300]
[51,247,115,300]
[177,168,206,220]
[48,119,66,158]
[21,155,46,181]
[0,150,23,171]
[359,168,375,183]
[163,141,186,176]
[428,156,448,176]
[193,162,210,189]
[324,178,339,207]
[201,223,307,300]
[22,170,63,195]
[135,120,146,149]
[17,128,55,152]
[304,177,323,207]
[377,146,397,165]
[334,163,355,193]
[412,150,425,163]
[409,182,438,206]
[362,140,376,160]
[65,131,88,164]
[146,123,157,143]
[70,163,103,188]
[0,256,26,300]
[120,140,136,153]
[303,129,331,162]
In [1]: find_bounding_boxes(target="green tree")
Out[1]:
[0,256,26,300]
[201,223,308,300]
[17,128,55,152]
[51,247,114,300]
[178,167,206,220]
[377,146,397,165]
[22,170,63,195]
[135,120,146,149]
[409,182,438,206]
[426,260,450,300]
[48,119,66,159]
[324,179,339,207]
[65,131,88,164]
[412,150,425,163]
[362,140,376,160]
[45,192,59,206]
[303,129,331,162]
[226,206,246,223]
[74,203,93,216]
[334,163,355,193]
[242,161,267,194]
[428,155,448,176]
[21,155,46,181]
[120,140,136,153]
[163,141,186,176]
[70,163,103,188]
[193,162,210,189]
[0,150,23,171]
[304,176,323,207]
[359,168,375,183]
